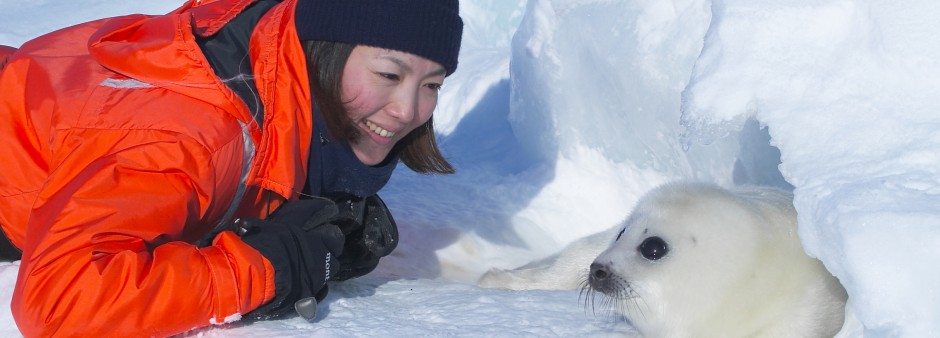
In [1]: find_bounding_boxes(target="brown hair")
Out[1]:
[302,40,454,174]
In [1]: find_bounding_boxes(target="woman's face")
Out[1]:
[341,45,446,166]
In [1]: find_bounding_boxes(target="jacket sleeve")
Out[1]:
[9,124,276,337]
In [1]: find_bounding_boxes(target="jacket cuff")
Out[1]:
[206,231,276,323]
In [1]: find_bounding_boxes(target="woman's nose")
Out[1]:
[386,90,417,122]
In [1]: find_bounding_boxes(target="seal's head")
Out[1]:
[585,183,846,337]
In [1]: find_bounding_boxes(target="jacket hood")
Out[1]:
[88,0,314,200]
[87,0,256,117]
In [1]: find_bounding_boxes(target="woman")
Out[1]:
[0,0,463,336]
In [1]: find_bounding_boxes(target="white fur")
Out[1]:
[477,229,610,290]
[478,182,847,337]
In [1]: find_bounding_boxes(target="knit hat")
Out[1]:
[295,0,464,76]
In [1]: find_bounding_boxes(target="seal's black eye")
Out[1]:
[639,236,668,260]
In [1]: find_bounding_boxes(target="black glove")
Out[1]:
[328,194,399,281]
[237,198,344,320]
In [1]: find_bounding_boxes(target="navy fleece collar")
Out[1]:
[304,108,399,198]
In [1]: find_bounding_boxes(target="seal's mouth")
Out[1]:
[580,265,642,324]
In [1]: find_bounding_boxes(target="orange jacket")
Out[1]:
[0,45,14,69]
[0,0,315,336]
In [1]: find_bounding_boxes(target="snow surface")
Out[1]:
[2,0,938,336]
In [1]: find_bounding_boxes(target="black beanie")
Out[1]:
[295,0,464,76]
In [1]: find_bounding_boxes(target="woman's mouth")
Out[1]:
[365,120,396,138]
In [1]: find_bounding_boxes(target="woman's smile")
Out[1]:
[364,119,397,139]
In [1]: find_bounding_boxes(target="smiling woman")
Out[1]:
[302,42,456,174]
[300,40,456,202]
[341,46,447,165]
[0,0,463,336]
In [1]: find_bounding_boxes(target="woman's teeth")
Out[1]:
[365,120,395,138]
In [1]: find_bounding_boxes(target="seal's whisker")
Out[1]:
[578,278,598,316]
[605,292,621,321]
[628,287,648,322]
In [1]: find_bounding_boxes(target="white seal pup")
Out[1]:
[590,182,847,337]
[479,182,848,337]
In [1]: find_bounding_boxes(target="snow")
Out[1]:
[1,0,938,336]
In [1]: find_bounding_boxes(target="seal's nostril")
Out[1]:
[590,263,609,280]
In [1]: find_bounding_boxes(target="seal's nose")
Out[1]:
[590,263,610,281]
[588,262,618,294]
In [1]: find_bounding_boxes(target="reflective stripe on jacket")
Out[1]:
[0,0,313,335]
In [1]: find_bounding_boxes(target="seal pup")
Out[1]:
[479,182,848,337]
[590,182,847,337]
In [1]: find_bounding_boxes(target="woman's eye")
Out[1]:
[378,72,400,81]
[426,83,442,91]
